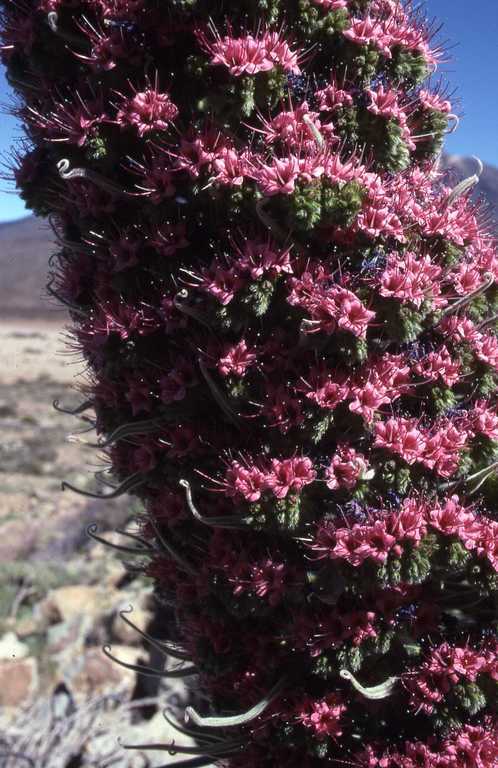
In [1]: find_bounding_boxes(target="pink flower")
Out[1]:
[349,381,388,422]
[439,314,480,344]
[407,642,492,714]
[175,126,231,178]
[358,725,498,768]
[357,203,406,242]
[451,262,484,295]
[218,340,257,377]
[333,520,397,566]
[298,694,346,740]
[335,288,376,338]
[421,199,479,246]
[294,281,375,339]
[128,152,176,203]
[343,16,392,58]
[27,94,106,147]
[264,31,301,74]
[316,78,354,112]
[267,457,316,498]
[475,521,498,571]
[251,154,301,196]
[311,0,348,10]
[471,400,498,441]
[473,332,498,370]
[250,557,288,606]
[212,148,251,187]
[192,261,244,305]
[374,418,426,466]
[223,460,268,502]
[304,368,350,411]
[256,101,337,151]
[325,446,370,490]
[197,28,301,77]
[418,89,452,114]
[414,346,461,387]
[232,237,293,279]
[422,422,469,478]
[116,88,178,136]
[379,252,443,308]
[428,496,478,538]
[367,84,405,121]
[388,497,428,544]
[200,31,274,76]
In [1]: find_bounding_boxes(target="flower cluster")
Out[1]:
[378,252,443,308]
[219,455,317,501]
[406,641,498,714]
[197,27,301,77]
[297,693,347,740]
[313,495,498,572]
[288,267,375,338]
[325,445,371,490]
[374,417,470,477]
[359,722,498,768]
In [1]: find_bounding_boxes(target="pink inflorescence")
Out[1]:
[3,0,497,765]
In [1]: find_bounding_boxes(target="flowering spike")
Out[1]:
[5,0,498,764]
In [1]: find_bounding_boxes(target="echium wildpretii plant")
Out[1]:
[2,0,498,765]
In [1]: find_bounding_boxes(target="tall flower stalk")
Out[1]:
[1,0,497,765]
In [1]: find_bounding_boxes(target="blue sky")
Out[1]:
[0,0,497,223]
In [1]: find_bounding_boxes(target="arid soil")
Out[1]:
[0,320,192,766]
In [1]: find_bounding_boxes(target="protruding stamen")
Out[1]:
[57,158,130,197]
[118,606,191,661]
[120,738,242,758]
[87,523,152,555]
[198,358,241,427]
[61,471,145,499]
[147,516,198,577]
[174,290,212,329]
[446,156,484,207]
[339,669,398,700]
[102,645,197,678]
[302,113,325,148]
[53,398,94,415]
[179,479,250,529]
[88,417,167,448]
[185,677,287,728]
[445,114,460,135]
[440,275,494,318]
[46,278,88,317]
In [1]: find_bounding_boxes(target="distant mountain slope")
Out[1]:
[1,156,497,319]
[442,154,498,225]
[0,215,57,319]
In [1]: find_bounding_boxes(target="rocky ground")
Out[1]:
[0,321,194,766]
